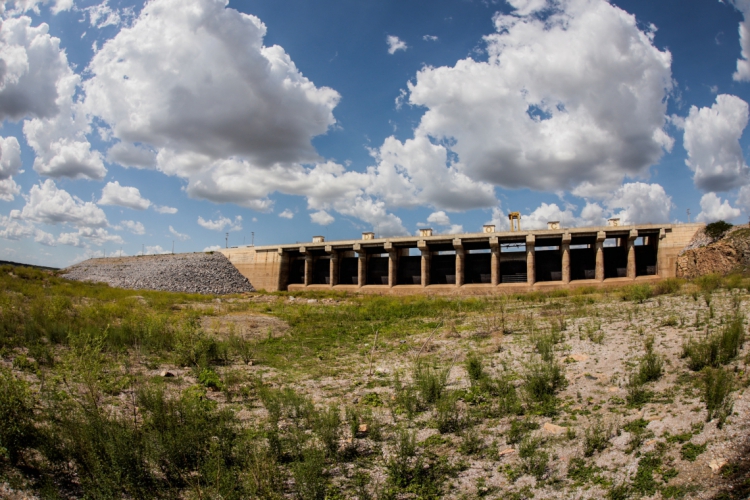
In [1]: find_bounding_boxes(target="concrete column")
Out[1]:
[595,231,606,282]
[561,233,571,284]
[326,245,338,287]
[418,240,430,287]
[627,229,637,279]
[490,236,500,286]
[526,234,535,285]
[303,252,313,286]
[385,242,397,288]
[453,238,464,287]
[354,243,366,287]
[277,248,289,291]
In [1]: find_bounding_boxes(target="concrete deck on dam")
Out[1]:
[220,222,704,294]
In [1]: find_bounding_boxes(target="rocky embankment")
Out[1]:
[677,226,750,279]
[61,252,254,295]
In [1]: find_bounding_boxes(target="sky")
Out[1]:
[3,0,750,267]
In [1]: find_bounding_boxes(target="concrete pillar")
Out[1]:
[354,243,366,287]
[526,234,535,285]
[385,242,397,288]
[453,238,464,287]
[303,252,313,286]
[595,231,606,281]
[277,248,289,291]
[561,233,571,284]
[326,245,338,287]
[418,240,430,287]
[490,236,500,286]
[627,229,637,279]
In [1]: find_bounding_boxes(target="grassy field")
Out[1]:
[0,265,749,499]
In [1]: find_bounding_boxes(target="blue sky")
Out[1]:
[3,0,750,267]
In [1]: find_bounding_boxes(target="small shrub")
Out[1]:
[506,419,539,445]
[631,453,662,496]
[522,359,567,409]
[292,446,328,500]
[680,442,707,462]
[704,220,732,240]
[458,428,484,456]
[465,352,484,384]
[695,274,722,292]
[435,392,462,434]
[313,404,341,457]
[567,457,604,485]
[682,315,745,370]
[583,420,611,457]
[413,361,449,406]
[623,418,652,453]
[638,338,663,383]
[518,436,549,480]
[197,367,223,391]
[626,372,652,408]
[703,367,734,428]
[622,284,652,303]
[654,278,682,296]
[0,368,37,464]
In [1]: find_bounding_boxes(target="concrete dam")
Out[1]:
[220,221,705,294]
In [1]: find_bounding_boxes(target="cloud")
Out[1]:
[680,94,749,192]
[400,0,673,196]
[1,0,74,16]
[0,16,104,180]
[423,35,438,42]
[197,214,242,231]
[145,245,170,255]
[99,181,151,210]
[169,225,189,241]
[13,179,108,228]
[426,211,451,227]
[57,231,83,247]
[85,1,133,29]
[519,203,579,230]
[106,142,156,169]
[696,192,741,222]
[153,205,177,214]
[0,136,22,201]
[34,229,56,246]
[203,244,221,252]
[0,215,34,240]
[386,35,407,54]
[63,227,123,246]
[119,220,144,235]
[418,211,463,234]
[84,0,339,182]
[310,210,334,225]
[606,182,672,224]
[728,0,750,81]
[279,209,294,219]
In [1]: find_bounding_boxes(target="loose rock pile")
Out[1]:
[677,226,750,279]
[62,252,254,295]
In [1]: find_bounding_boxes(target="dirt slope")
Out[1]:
[677,226,750,279]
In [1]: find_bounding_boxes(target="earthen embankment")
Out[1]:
[62,252,254,295]
[677,226,750,279]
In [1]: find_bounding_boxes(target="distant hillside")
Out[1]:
[0,260,59,271]
[677,225,750,279]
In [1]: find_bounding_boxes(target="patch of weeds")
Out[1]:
[0,368,37,465]
[313,404,341,458]
[662,484,695,499]
[607,482,630,500]
[567,457,608,486]
[197,366,223,391]
[623,418,653,453]
[501,464,523,483]
[413,360,449,406]
[631,452,662,496]
[622,284,652,303]
[661,315,679,327]
[292,445,328,500]
[361,392,383,407]
[435,392,463,434]
[518,436,549,480]
[665,431,693,444]
[522,358,567,416]
[638,337,663,383]
[458,427,484,456]
[506,418,540,445]
[626,371,653,408]
[12,354,38,373]
[654,278,682,295]
[421,434,450,448]
[391,371,420,419]
[682,314,746,370]
[465,352,484,384]
[584,419,612,457]
[680,442,706,462]
[703,367,734,428]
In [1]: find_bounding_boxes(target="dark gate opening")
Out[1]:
[500,241,526,283]
[312,257,330,285]
[397,249,421,285]
[339,254,358,285]
[635,234,658,276]
[603,238,627,278]
[289,257,305,284]
[465,242,491,284]
[430,245,456,284]
[367,253,389,285]
[535,239,562,282]
[570,236,595,281]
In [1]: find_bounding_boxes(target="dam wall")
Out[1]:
[220,223,704,295]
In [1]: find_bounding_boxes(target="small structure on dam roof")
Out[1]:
[220,222,704,295]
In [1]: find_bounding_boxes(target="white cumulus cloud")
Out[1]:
[680,94,749,192]
[310,210,334,225]
[279,209,294,219]
[153,204,177,214]
[118,220,144,235]
[729,0,750,81]
[13,179,108,228]
[169,225,189,241]
[399,0,673,196]
[197,214,242,231]
[386,35,407,54]
[696,192,741,222]
[99,181,151,210]
[0,136,22,201]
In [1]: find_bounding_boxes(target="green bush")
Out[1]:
[682,315,746,370]
[583,420,611,457]
[637,337,663,383]
[435,392,463,434]
[413,361,449,406]
[626,372,652,408]
[0,368,37,464]
[695,274,722,292]
[680,442,707,462]
[523,359,567,413]
[465,352,484,384]
[506,419,539,445]
[704,220,733,240]
[621,284,653,303]
[312,404,341,457]
[292,446,327,500]
[653,278,682,296]
[703,367,734,428]
[518,436,549,480]
[198,367,223,391]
